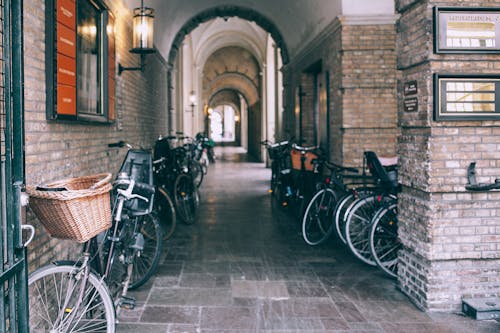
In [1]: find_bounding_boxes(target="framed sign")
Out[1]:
[434,74,500,120]
[434,7,500,53]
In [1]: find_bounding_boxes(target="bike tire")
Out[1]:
[345,194,396,266]
[153,186,177,240]
[334,187,375,244]
[369,203,400,278]
[302,188,338,245]
[191,160,204,188]
[174,173,200,224]
[28,263,116,333]
[130,213,163,289]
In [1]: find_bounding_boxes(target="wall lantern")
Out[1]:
[189,91,197,110]
[118,0,156,75]
[234,115,240,122]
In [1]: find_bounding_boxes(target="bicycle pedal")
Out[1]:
[117,296,136,310]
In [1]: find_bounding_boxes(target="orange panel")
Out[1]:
[57,22,76,58]
[57,53,76,86]
[57,0,75,29]
[108,78,115,120]
[108,96,115,121]
[57,85,76,116]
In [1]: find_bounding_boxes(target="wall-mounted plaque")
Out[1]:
[434,74,500,120]
[404,81,418,96]
[404,97,418,112]
[434,7,500,53]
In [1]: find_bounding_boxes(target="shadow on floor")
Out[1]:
[118,147,500,333]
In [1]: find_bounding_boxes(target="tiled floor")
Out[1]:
[118,147,500,333]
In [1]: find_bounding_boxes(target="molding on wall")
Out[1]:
[284,18,342,71]
[286,13,399,71]
[340,14,400,26]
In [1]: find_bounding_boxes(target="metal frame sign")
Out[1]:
[434,7,500,53]
[434,74,500,120]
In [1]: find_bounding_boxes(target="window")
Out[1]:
[46,0,115,122]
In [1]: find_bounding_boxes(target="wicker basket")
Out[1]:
[26,173,113,243]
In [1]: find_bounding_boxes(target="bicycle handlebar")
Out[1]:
[133,181,155,198]
[291,143,319,152]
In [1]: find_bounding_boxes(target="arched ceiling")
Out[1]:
[191,18,268,69]
[123,0,395,62]
[202,46,260,107]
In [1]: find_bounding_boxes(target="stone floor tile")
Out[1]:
[232,280,289,299]
[116,323,168,333]
[286,281,329,298]
[148,287,233,307]
[141,306,200,324]
[334,301,368,323]
[200,306,257,330]
[167,323,200,333]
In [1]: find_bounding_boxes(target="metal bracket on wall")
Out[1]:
[118,54,145,75]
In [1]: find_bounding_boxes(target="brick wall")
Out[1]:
[397,0,500,311]
[284,19,398,167]
[24,0,169,270]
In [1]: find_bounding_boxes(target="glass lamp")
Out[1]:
[131,1,155,54]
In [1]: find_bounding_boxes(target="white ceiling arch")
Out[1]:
[191,17,268,70]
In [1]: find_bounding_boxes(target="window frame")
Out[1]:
[45,0,115,123]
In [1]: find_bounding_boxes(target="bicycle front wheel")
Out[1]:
[130,213,163,289]
[302,188,337,245]
[28,263,115,333]
[369,203,400,278]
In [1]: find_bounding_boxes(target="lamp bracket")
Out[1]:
[118,54,145,75]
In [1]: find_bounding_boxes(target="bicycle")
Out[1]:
[261,139,291,197]
[285,143,323,219]
[111,140,177,241]
[112,147,164,289]
[27,172,157,332]
[344,151,399,267]
[154,135,200,224]
[301,159,359,245]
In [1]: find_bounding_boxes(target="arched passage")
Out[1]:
[166,6,288,156]
[167,5,289,68]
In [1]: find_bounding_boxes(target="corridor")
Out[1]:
[118,148,500,333]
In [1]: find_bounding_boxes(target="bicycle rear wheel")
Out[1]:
[345,194,395,266]
[191,160,204,188]
[28,263,115,332]
[153,186,177,240]
[302,188,337,245]
[369,203,400,278]
[334,188,375,244]
[174,173,200,224]
[130,213,163,289]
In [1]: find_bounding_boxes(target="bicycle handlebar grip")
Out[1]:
[133,182,155,197]
[108,141,125,148]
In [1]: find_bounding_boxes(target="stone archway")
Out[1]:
[167,5,289,68]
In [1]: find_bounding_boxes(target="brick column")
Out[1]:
[397,0,500,311]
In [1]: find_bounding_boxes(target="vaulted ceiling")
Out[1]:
[123,0,395,63]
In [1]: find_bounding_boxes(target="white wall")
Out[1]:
[341,0,394,16]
